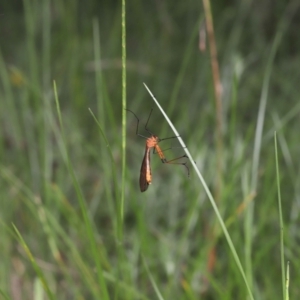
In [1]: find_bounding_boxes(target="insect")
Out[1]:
[126,108,189,192]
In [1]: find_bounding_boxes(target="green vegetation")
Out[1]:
[1,0,300,299]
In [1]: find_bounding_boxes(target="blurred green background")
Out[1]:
[1,0,300,299]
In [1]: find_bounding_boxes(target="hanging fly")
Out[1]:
[126,108,189,192]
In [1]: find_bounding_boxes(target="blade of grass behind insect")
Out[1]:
[11,194,99,299]
[41,1,60,232]
[12,224,55,300]
[0,50,23,150]
[121,0,127,237]
[113,1,132,299]
[93,18,106,132]
[91,19,119,236]
[274,132,286,299]
[248,3,299,289]
[285,261,290,300]
[103,272,150,300]
[33,278,44,300]
[23,0,39,92]
[144,83,254,300]
[41,0,54,199]
[202,0,223,205]
[229,72,238,149]
[0,290,10,300]
[142,256,165,300]
[42,0,51,90]
[13,175,108,298]
[165,16,203,120]
[264,100,300,143]
[53,81,109,300]
[91,16,118,132]
[89,108,119,231]
[158,17,204,142]
[45,207,109,297]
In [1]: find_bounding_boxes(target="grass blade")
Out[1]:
[12,224,55,300]
[274,131,286,299]
[142,256,165,300]
[143,82,254,300]
[53,81,109,299]
[285,261,290,300]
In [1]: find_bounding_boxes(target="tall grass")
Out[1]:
[0,0,300,299]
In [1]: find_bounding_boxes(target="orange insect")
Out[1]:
[126,108,189,192]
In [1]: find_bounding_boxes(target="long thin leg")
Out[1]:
[126,108,180,141]
[143,108,154,135]
[159,135,180,142]
[125,109,149,139]
[154,144,189,176]
[164,155,190,177]
[143,108,180,141]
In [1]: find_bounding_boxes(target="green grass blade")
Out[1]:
[143,83,254,300]
[0,289,10,300]
[142,256,165,300]
[285,261,290,300]
[89,108,119,233]
[12,224,55,300]
[247,4,299,290]
[274,132,286,299]
[53,81,109,299]
[120,0,127,237]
